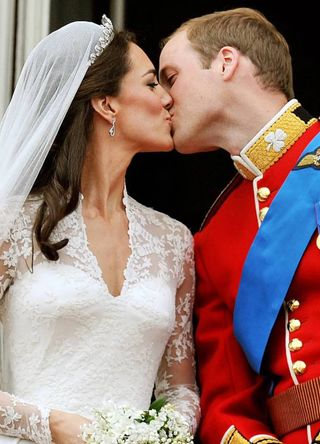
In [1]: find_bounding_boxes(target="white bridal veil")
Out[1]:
[0,15,114,246]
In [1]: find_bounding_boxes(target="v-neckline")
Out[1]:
[78,187,134,298]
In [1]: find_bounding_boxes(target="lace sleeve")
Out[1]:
[0,204,33,300]
[0,239,16,301]
[0,392,51,443]
[0,253,52,442]
[155,229,200,434]
[0,212,51,442]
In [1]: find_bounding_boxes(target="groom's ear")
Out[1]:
[216,46,239,80]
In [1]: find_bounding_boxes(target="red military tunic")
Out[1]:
[194,101,320,444]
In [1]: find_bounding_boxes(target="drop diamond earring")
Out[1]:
[108,117,116,137]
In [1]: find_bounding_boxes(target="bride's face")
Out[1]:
[113,43,174,153]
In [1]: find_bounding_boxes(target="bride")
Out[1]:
[0,15,200,444]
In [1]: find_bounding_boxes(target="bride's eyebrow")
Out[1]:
[142,68,157,77]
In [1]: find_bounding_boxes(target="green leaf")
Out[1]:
[149,397,167,412]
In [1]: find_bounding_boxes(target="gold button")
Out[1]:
[257,187,271,202]
[288,319,301,332]
[288,338,303,352]
[287,299,300,312]
[292,360,306,375]
[259,207,269,222]
[316,234,320,250]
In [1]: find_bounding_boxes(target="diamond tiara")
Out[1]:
[89,14,115,65]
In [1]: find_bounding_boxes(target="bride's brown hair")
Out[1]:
[31,31,135,261]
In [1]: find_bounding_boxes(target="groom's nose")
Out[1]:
[159,85,173,110]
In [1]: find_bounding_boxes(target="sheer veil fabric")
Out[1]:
[0,21,105,247]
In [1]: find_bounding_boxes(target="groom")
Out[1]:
[160,7,320,444]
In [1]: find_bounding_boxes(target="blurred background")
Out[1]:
[1,0,318,233]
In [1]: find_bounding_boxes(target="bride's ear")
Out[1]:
[91,96,117,124]
[217,46,240,80]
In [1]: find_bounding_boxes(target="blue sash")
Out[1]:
[234,131,320,373]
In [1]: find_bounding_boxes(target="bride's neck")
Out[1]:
[80,140,133,219]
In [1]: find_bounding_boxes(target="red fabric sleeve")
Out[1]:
[194,247,276,443]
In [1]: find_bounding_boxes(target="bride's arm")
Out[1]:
[0,247,51,443]
[0,391,51,443]
[0,243,88,444]
[0,391,90,444]
[0,243,49,443]
[154,228,200,435]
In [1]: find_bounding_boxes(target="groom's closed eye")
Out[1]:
[165,74,177,88]
[159,70,177,90]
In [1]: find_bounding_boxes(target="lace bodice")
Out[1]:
[0,190,200,443]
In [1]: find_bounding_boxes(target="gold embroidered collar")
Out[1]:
[231,99,317,180]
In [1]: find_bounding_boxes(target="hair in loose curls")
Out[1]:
[162,7,294,99]
[31,31,135,261]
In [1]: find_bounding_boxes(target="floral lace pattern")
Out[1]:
[0,394,51,443]
[0,190,200,441]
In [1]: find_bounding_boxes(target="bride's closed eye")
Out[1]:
[147,81,159,89]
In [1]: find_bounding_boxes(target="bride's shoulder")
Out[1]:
[127,194,193,242]
[8,195,42,232]
[2,195,42,254]
[21,194,43,222]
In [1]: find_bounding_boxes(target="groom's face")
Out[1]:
[159,31,220,154]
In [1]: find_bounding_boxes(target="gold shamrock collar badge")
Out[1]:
[231,100,317,180]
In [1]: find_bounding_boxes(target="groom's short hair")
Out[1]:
[161,7,294,99]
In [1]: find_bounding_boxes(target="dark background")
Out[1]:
[51,1,319,233]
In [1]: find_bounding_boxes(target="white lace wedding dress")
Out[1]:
[0,190,200,443]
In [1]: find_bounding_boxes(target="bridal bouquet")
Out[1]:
[81,398,193,444]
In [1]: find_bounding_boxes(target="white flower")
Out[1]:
[264,128,287,152]
[81,401,193,444]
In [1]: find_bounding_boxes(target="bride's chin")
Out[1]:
[153,136,175,152]
[161,140,175,152]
